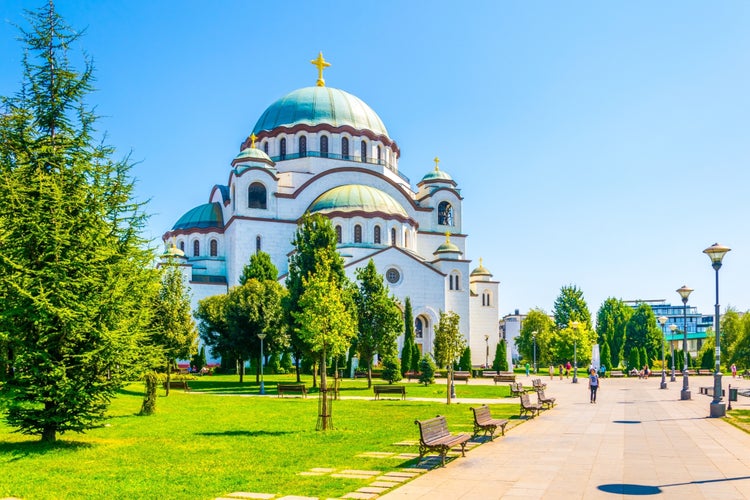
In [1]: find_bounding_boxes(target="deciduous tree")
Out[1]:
[433,311,466,404]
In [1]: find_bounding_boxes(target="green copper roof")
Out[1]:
[308,184,407,218]
[420,168,453,183]
[172,202,224,231]
[252,87,389,137]
[234,147,274,165]
[471,263,492,276]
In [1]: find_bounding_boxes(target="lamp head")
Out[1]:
[703,243,731,271]
[669,324,677,332]
[676,285,693,304]
[257,333,267,340]
[658,316,668,326]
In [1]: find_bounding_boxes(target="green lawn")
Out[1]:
[0,375,521,499]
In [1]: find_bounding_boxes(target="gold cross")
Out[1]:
[434,157,440,171]
[445,231,451,243]
[249,133,257,148]
[311,52,331,87]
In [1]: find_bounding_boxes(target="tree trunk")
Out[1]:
[367,363,372,389]
[295,348,301,383]
[165,359,171,397]
[312,361,317,388]
[239,358,244,383]
[42,426,56,443]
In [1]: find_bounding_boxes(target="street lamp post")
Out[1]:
[485,334,490,368]
[676,285,693,401]
[704,243,731,418]
[658,316,668,389]
[532,331,537,374]
[570,321,579,384]
[669,324,677,382]
[258,333,267,395]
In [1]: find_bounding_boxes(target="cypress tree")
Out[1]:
[600,339,612,371]
[400,298,414,376]
[493,340,508,371]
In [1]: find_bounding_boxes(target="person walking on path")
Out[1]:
[525,362,530,376]
[732,363,737,378]
[588,368,600,403]
[559,364,564,380]
[549,364,554,380]
[565,361,571,378]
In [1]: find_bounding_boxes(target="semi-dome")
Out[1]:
[172,202,224,231]
[252,87,389,138]
[308,184,408,218]
[470,258,492,277]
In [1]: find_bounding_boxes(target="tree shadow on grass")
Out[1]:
[0,439,92,461]
[196,430,291,437]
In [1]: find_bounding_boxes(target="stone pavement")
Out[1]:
[379,373,750,499]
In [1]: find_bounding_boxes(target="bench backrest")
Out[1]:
[520,392,533,407]
[472,405,492,423]
[454,371,470,376]
[278,384,304,390]
[415,415,450,442]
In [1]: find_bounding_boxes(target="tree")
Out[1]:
[493,340,509,371]
[552,285,592,330]
[433,311,466,404]
[418,354,437,385]
[191,346,207,373]
[0,4,158,442]
[401,297,415,376]
[285,213,349,383]
[195,294,233,365]
[600,338,612,371]
[550,322,595,367]
[458,346,472,371]
[721,308,742,365]
[293,259,356,430]
[381,356,402,383]
[698,332,715,369]
[624,303,661,366]
[150,263,198,395]
[239,251,278,284]
[596,298,632,368]
[628,348,641,370]
[353,260,403,388]
[516,309,555,365]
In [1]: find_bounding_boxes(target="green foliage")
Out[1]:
[281,351,294,373]
[640,346,649,368]
[0,4,159,442]
[239,251,278,284]
[596,297,632,368]
[354,260,403,386]
[381,357,402,383]
[550,321,595,366]
[516,308,555,364]
[195,295,231,362]
[459,346,472,371]
[139,372,159,416]
[267,352,282,374]
[191,346,207,373]
[624,303,661,365]
[418,355,437,385]
[493,340,508,371]
[433,311,466,369]
[552,284,592,330]
[400,297,415,375]
[600,338,612,371]
[628,348,641,370]
[411,344,421,374]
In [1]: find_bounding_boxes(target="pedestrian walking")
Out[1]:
[565,361,571,378]
[588,368,600,403]
[525,362,530,376]
[549,364,554,380]
[559,364,564,380]
[732,363,737,379]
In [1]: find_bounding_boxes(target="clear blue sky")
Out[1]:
[1,1,748,320]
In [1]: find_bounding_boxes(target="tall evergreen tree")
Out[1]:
[239,251,278,284]
[600,338,612,371]
[0,4,158,442]
[493,340,509,371]
[552,285,592,330]
[400,297,414,376]
[596,297,632,368]
[624,303,661,365]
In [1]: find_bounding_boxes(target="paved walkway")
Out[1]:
[379,373,750,499]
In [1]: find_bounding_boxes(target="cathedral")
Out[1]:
[162,54,500,366]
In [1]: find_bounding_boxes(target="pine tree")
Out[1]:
[628,348,641,370]
[459,346,472,372]
[600,339,612,371]
[400,297,414,376]
[0,4,158,442]
[381,356,402,383]
[493,340,508,371]
[418,355,436,385]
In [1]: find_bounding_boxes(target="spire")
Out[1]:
[311,52,331,87]
[445,231,451,243]
[434,156,440,171]
[250,133,257,148]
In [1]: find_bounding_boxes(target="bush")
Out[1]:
[418,354,436,385]
[628,348,641,370]
[280,351,294,373]
[267,352,282,374]
[381,357,402,384]
[492,341,508,371]
[139,371,160,416]
[459,347,472,372]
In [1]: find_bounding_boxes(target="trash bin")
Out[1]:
[729,387,738,402]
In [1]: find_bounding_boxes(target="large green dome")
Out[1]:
[252,87,389,137]
[308,184,407,218]
[172,202,224,231]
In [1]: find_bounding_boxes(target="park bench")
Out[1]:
[699,386,725,397]
[277,383,307,398]
[354,372,368,379]
[470,405,508,440]
[519,392,542,418]
[163,380,191,392]
[482,370,498,378]
[453,371,471,383]
[493,372,516,384]
[405,371,421,381]
[697,369,712,376]
[610,370,624,378]
[509,382,526,397]
[414,415,470,466]
[532,378,546,391]
[536,388,556,409]
[373,384,406,400]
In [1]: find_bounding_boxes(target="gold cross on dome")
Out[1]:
[249,133,257,148]
[479,257,483,266]
[434,157,440,171]
[311,52,331,87]
[445,231,451,243]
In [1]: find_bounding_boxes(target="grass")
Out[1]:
[0,375,521,499]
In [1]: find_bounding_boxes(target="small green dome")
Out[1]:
[172,202,224,231]
[434,234,461,255]
[420,168,453,183]
[252,87,388,137]
[308,185,408,218]
[471,258,492,276]
[233,147,274,165]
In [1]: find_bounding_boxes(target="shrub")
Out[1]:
[418,354,436,386]
[381,357,402,384]
[139,371,159,416]
[280,351,294,373]
[459,346,472,372]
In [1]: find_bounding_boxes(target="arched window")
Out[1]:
[377,146,382,164]
[299,136,307,158]
[193,240,200,257]
[391,227,397,246]
[248,182,267,209]
[438,201,454,226]
[482,291,491,307]
[179,241,185,252]
[280,138,287,160]
[361,140,367,162]
[342,137,349,159]
[210,239,218,257]
[263,141,268,154]
[354,224,362,243]
[374,226,381,244]
[415,317,424,339]
[256,235,262,253]
[320,136,328,158]
[335,225,342,244]
[450,273,460,291]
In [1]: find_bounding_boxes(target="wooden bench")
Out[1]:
[482,370,498,378]
[519,392,542,418]
[414,415,470,466]
[685,369,697,376]
[471,405,508,440]
[453,371,471,383]
[354,372,368,379]
[509,382,526,397]
[373,384,406,400]
[532,378,546,391]
[163,380,191,392]
[277,383,307,398]
[698,369,713,376]
[493,373,516,384]
[536,388,556,409]
[405,371,421,381]
[610,370,624,378]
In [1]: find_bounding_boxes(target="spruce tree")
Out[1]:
[600,339,612,371]
[493,340,508,371]
[400,297,414,376]
[0,4,158,442]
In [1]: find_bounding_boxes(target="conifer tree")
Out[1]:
[493,340,508,371]
[0,4,158,442]
[400,297,414,376]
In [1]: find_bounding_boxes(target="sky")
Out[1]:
[1,1,748,320]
